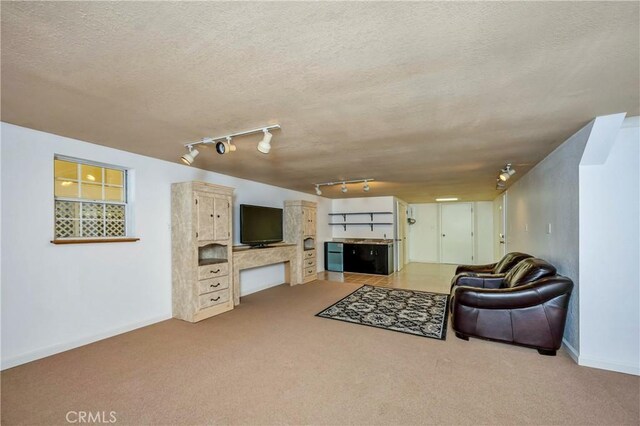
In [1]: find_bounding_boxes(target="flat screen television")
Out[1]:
[240,204,283,247]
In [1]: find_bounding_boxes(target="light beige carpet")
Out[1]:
[2,280,639,425]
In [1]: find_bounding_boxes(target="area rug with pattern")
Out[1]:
[316,285,449,340]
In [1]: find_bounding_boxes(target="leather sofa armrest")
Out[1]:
[454,277,573,310]
[455,263,496,275]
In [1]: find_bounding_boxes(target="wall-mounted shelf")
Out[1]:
[329,211,393,221]
[328,211,394,231]
[328,222,394,231]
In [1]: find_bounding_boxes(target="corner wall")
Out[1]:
[578,115,639,375]
[0,122,330,369]
[502,120,593,353]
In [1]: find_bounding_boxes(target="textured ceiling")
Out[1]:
[2,2,638,202]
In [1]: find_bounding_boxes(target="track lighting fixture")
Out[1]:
[179,124,280,165]
[499,163,516,181]
[257,129,273,154]
[215,137,236,155]
[181,146,200,165]
[313,178,374,195]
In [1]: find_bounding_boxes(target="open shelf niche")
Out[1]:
[328,211,394,231]
[198,243,229,266]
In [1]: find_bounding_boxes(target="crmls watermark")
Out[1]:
[65,411,117,424]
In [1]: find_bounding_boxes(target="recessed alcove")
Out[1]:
[198,243,228,266]
[303,237,315,251]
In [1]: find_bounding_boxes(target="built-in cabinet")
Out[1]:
[343,243,394,275]
[195,191,230,242]
[172,181,234,322]
[284,200,317,284]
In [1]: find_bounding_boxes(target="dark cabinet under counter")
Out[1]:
[343,243,394,275]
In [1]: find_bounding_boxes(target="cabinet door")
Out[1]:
[343,244,358,272]
[213,196,230,241]
[195,193,215,241]
[302,207,316,237]
[360,244,377,274]
[307,208,316,236]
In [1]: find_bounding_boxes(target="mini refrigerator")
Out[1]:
[325,242,344,272]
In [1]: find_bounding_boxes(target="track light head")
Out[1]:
[363,180,370,192]
[315,185,322,196]
[341,182,348,193]
[216,137,236,155]
[499,164,516,181]
[257,129,273,154]
[181,146,199,165]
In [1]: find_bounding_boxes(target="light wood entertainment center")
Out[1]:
[231,243,298,306]
[172,184,317,322]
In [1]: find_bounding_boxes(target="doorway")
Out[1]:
[396,200,409,271]
[493,193,507,260]
[440,203,474,264]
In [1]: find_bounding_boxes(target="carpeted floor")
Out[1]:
[2,279,639,425]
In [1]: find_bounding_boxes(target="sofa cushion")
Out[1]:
[494,252,533,274]
[503,258,557,288]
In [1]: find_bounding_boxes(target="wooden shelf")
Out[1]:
[329,222,393,231]
[328,211,393,221]
[198,258,228,266]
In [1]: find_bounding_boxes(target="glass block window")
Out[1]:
[54,157,128,239]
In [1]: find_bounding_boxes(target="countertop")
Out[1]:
[330,239,394,245]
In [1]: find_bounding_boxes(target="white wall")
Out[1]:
[408,202,493,264]
[502,120,593,355]
[579,115,639,375]
[0,122,330,369]
[330,196,396,240]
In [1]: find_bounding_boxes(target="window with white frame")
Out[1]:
[54,157,129,239]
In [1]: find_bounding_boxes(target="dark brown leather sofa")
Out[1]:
[450,258,573,355]
[452,252,533,289]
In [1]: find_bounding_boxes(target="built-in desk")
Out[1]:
[232,243,299,305]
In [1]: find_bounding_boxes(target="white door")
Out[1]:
[440,203,474,264]
[493,193,507,260]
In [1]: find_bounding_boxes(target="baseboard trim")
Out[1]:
[562,338,579,363]
[1,314,171,371]
[578,355,640,376]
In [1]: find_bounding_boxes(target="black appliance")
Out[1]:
[325,242,344,272]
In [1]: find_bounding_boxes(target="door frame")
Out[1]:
[438,202,475,264]
[394,199,409,271]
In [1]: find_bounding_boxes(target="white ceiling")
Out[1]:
[2,2,638,201]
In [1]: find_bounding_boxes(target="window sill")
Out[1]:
[50,238,140,245]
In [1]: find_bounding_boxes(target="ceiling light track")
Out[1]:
[313,179,374,195]
[180,124,280,165]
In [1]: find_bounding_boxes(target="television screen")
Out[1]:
[240,204,283,246]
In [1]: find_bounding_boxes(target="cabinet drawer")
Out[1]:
[198,262,229,280]
[199,289,230,309]
[304,258,316,268]
[304,250,315,259]
[198,276,229,295]
[304,266,316,278]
